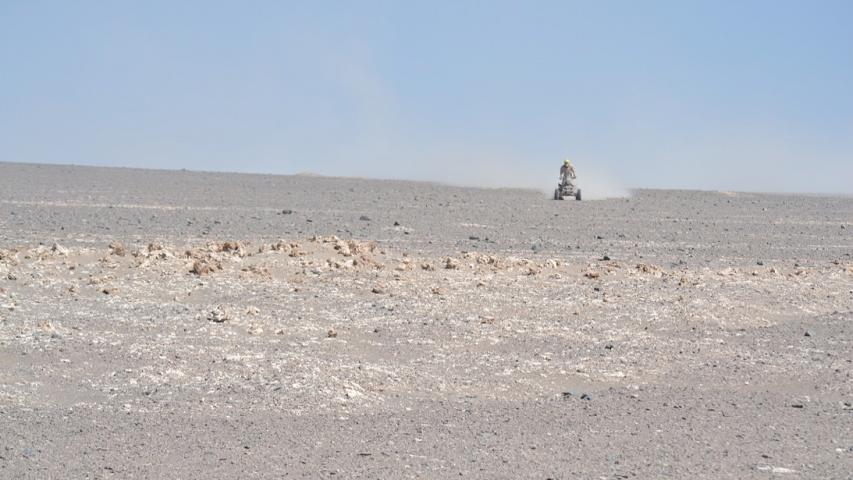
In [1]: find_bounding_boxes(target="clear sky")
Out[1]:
[2,1,852,193]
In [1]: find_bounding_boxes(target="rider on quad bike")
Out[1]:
[560,159,576,186]
[554,159,581,201]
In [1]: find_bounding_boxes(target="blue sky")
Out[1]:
[2,1,852,193]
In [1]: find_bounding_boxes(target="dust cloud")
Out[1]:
[344,152,633,200]
[452,164,633,200]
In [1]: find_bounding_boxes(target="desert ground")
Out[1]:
[0,162,851,479]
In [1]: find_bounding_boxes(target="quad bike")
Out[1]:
[553,177,581,201]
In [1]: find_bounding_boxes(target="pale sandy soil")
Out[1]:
[0,162,851,479]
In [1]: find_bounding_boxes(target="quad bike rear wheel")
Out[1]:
[575,189,582,201]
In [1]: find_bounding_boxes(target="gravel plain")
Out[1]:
[0,162,851,479]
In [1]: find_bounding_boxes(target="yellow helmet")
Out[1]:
[563,159,571,166]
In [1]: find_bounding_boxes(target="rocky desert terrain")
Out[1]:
[0,162,851,479]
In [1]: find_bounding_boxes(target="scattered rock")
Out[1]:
[757,466,797,474]
[208,307,230,323]
[394,260,413,271]
[636,263,663,277]
[444,257,459,270]
[334,240,352,256]
[190,259,221,276]
[280,209,293,215]
[217,241,247,256]
[359,215,371,221]
[241,264,271,278]
[584,270,600,279]
[37,320,57,336]
[804,331,812,337]
[344,387,363,399]
[51,243,69,256]
[133,242,175,260]
[246,306,260,316]
[147,242,166,252]
[271,240,296,252]
[327,329,338,338]
[108,241,126,256]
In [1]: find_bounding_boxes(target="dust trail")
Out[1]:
[284,46,632,198]
[388,152,632,200]
[569,168,632,200]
